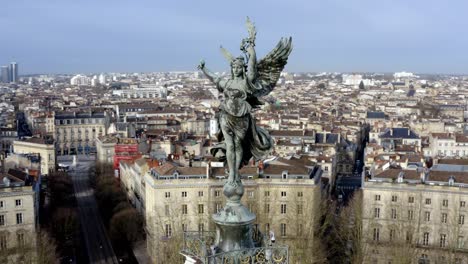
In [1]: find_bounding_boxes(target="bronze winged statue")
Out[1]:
[198,17,293,187]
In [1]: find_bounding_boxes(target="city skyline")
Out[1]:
[2,0,468,75]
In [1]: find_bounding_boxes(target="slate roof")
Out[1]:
[366,111,386,119]
[315,133,339,144]
[380,128,420,139]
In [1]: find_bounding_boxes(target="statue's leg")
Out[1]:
[223,131,236,183]
[234,137,243,182]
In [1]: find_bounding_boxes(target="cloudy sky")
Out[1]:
[1,0,468,74]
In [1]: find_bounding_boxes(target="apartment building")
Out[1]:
[119,156,323,263]
[362,163,468,263]
[13,137,55,176]
[0,170,39,262]
[54,111,109,155]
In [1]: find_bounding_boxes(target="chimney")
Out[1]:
[408,128,410,136]
[323,131,327,143]
[257,160,264,176]
[420,169,427,183]
[206,162,211,179]
[390,128,393,136]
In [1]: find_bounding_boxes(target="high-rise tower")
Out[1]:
[9,62,18,83]
[0,66,9,83]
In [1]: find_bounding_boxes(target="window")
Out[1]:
[440,234,447,248]
[215,203,222,213]
[248,191,254,198]
[281,191,287,197]
[375,195,381,201]
[391,195,398,202]
[425,198,431,205]
[164,224,172,237]
[182,191,187,198]
[297,192,303,197]
[16,213,23,224]
[182,204,188,214]
[423,232,430,246]
[214,190,221,197]
[297,204,303,214]
[280,223,287,237]
[264,204,270,214]
[408,210,414,220]
[389,229,395,241]
[15,199,22,207]
[198,223,204,233]
[424,211,431,222]
[442,199,448,207]
[165,192,170,198]
[0,201,3,208]
[374,208,380,218]
[165,205,170,216]
[17,233,25,247]
[0,234,6,250]
[373,228,380,241]
[461,201,466,208]
[265,191,270,197]
[198,191,204,197]
[0,215,4,226]
[281,204,287,214]
[182,224,187,232]
[198,204,204,214]
[406,232,412,242]
[391,208,397,219]
[458,236,464,248]
[459,215,465,225]
[441,213,447,224]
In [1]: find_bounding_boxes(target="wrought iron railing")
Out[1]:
[206,246,289,264]
[182,231,289,264]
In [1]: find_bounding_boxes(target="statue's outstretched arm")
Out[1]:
[198,60,223,91]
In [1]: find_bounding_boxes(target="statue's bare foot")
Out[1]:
[225,178,238,187]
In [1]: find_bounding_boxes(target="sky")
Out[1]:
[1,0,468,74]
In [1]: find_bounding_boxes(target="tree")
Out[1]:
[109,207,143,248]
[51,207,79,244]
[359,80,365,90]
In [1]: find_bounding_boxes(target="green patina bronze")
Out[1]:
[198,17,292,255]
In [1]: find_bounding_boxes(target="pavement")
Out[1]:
[63,155,120,264]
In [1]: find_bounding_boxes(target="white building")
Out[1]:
[70,74,91,86]
[394,71,415,79]
[112,84,168,99]
[98,74,106,84]
[342,74,374,87]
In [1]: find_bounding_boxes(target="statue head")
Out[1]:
[230,56,247,78]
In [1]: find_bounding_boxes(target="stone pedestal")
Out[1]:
[212,181,256,253]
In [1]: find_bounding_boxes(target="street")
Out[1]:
[59,155,119,264]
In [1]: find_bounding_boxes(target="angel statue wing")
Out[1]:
[253,37,293,97]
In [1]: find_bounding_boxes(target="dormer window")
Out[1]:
[282,171,289,179]
[397,172,404,183]
[173,170,179,179]
[449,176,455,186]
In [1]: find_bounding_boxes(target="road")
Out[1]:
[60,155,120,264]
